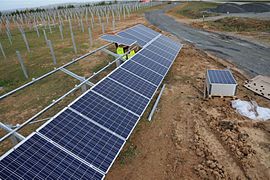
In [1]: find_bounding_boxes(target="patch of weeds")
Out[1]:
[119,142,138,165]
[0,80,14,87]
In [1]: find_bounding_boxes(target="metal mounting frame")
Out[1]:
[0,48,135,143]
[0,43,112,100]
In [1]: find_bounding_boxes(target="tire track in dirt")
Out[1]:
[194,114,247,179]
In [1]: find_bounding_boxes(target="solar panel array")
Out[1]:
[0,24,182,180]
[100,34,136,46]
[117,24,159,46]
[207,70,237,84]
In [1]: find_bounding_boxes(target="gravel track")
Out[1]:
[145,4,270,77]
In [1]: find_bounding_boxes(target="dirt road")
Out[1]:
[145,4,270,77]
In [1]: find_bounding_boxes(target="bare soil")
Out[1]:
[107,43,270,179]
[1,8,270,179]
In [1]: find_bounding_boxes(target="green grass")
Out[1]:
[171,2,219,19]
[0,23,94,92]
[205,17,270,32]
[119,142,138,165]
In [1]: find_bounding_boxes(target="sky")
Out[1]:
[0,0,102,11]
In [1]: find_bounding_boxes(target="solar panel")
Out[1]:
[145,45,175,61]
[132,27,157,39]
[121,60,163,86]
[131,53,168,76]
[109,68,157,99]
[158,35,180,50]
[0,134,104,180]
[100,34,136,46]
[118,31,147,46]
[39,109,124,173]
[125,29,153,42]
[117,24,160,47]
[207,70,237,84]
[152,40,178,55]
[93,78,149,116]
[136,24,160,36]
[70,91,139,139]
[139,49,171,67]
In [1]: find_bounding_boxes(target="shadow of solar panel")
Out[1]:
[121,61,163,86]
[0,134,104,180]
[70,91,139,139]
[145,45,175,61]
[207,70,237,84]
[139,49,171,67]
[131,54,168,76]
[93,78,149,116]
[109,68,157,99]
[39,109,124,173]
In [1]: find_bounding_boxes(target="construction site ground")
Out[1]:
[1,3,270,180]
[108,4,270,179]
[107,40,270,180]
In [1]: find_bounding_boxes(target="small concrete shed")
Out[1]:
[205,69,238,98]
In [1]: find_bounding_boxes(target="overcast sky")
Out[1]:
[0,0,102,11]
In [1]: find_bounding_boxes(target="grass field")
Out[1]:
[197,17,270,32]
[167,2,219,19]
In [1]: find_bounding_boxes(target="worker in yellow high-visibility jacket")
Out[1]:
[116,45,128,60]
[127,49,136,59]
[116,44,136,60]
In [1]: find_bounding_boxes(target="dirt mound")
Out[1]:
[241,3,270,13]
[210,3,246,13]
[210,3,270,13]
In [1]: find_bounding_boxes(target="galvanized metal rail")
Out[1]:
[0,43,112,100]
[0,48,134,143]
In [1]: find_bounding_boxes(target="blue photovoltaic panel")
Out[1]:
[158,35,180,51]
[118,31,147,46]
[149,42,178,57]
[39,109,124,173]
[121,60,163,86]
[125,29,153,42]
[0,134,104,180]
[109,68,157,98]
[207,70,237,84]
[70,91,139,139]
[152,41,178,55]
[93,78,149,116]
[145,45,175,61]
[132,27,157,40]
[139,49,171,67]
[131,53,168,76]
[136,24,160,36]
[100,34,136,46]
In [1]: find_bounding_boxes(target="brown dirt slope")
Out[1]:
[107,43,270,179]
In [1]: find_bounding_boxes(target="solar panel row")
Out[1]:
[0,25,182,180]
[0,133,104,180]
[100,34,136,46]
[117,24,159,46]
